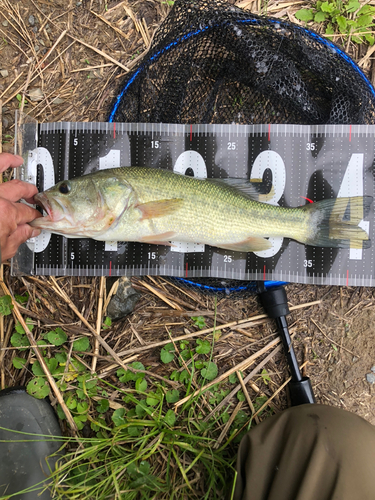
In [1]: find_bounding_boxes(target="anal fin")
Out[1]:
[217,237,271,253]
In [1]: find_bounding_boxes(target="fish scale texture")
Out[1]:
[109,0,375,126]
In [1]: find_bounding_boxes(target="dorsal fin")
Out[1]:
[206,178,274,201]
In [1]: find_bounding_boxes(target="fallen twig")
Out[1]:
[92,276,105,373]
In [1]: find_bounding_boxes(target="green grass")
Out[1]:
[2,299,266,499]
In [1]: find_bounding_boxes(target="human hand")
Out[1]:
[0,153,42,263]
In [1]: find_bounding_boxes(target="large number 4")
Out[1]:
[337,153,369,260]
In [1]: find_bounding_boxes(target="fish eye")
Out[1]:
[59,181,71,194]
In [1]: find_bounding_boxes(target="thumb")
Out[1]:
[1,225,41,262]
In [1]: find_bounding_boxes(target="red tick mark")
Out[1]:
[300,196,314,204]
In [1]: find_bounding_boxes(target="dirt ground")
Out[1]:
[1,0,375,434]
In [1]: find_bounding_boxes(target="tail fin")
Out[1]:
[301,196,372,249]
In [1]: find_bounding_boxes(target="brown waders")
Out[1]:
[233,403,375,500]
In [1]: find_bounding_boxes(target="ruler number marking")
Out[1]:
[26,147,55,254]
[250,150,286,258]
[337,153,369,260]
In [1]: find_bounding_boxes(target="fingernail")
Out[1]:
[31,229,41,238]
[15,154,24,164]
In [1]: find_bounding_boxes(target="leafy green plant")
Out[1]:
[261,368,271,385]
[201,361,218,381]
[191,315,207,329]
[15,292,29,305]
[9,297,253,499]
[295,0,375,44]
[12,357,26,369]
[0,295,13,316]
[102,316,112,329]
[46,328,67,346]
[16,93,28,108]
[10,319,34,351]
[160,342,175,363]
[196,339,211,354]
[44,372,237,500]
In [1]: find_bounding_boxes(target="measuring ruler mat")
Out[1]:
[12,121,375,286]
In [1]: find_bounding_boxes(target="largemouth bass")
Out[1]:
[30,167,371,252]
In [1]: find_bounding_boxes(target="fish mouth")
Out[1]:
[31,193,75,229]
[34,193,53,221]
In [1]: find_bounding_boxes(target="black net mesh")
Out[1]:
[109,0,375,125]
[108,0,375,295]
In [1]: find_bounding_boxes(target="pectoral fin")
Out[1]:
[217,237,272,253]
[137,199,183,220]
[140,231,176,245]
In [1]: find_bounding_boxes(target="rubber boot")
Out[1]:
[0,387,63,499]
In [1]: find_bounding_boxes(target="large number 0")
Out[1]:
[26,148,55,253]
[250,151,286,258]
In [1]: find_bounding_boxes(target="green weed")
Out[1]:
[295,0,375,44]
[8,302,262,498]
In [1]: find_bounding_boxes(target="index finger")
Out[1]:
[0,153,24,173]
[0,179,38,202]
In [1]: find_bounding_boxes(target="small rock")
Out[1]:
[366,373,375,384]
[2,117,8,129]
[107,277,141,320]
[371,366,375,373]
[34,45,39,52]
[28,87,44,102]
[0,70,8,78]
[2,20,8,27]
[352,356,359,363]
[28,15,35,26]
[52,97,64,105]
[76,1,82,5]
